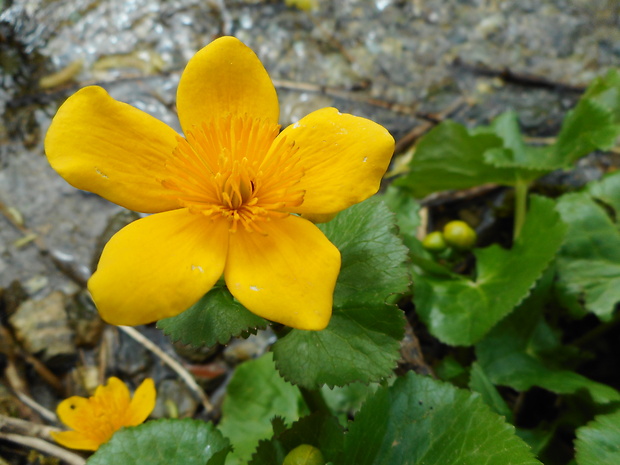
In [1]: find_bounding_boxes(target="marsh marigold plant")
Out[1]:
[45,36,394,330]
[52,377,156,451]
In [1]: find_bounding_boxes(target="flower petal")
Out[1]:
[56,396,90,432]
[278,107,394,214]
[45,86,181,213]
[176,36,279,134]
[126,378,156,426]
[93,377,131,414]
[89,209,229,326]
[225,215,340,330]
[51,431,101,451]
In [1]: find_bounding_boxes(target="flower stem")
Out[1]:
[298,386,330,415]
[513,179,529,240]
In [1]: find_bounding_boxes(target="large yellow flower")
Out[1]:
[45,36,394,330]
[51,377,156,451]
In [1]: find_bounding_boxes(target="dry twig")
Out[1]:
[0,415,60,441]
[393,96,469,155]
[118,326,214,413]
[1,327,58,423]
[12,391,58,424]
[0,325,64,396]
[0,432,85,465]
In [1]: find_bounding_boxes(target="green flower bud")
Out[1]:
[443,220,477,250]
[283,444,325,465]
[422,231,447,252]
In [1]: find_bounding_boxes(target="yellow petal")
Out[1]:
[56,396,90,432]
[225,215,340,330]
[300,212,338,224]
[126,378,156,425]
[45,86,180,213]
[176,37,279,134]
[94,377,131,414]
[51,430,101,451]
[278,107,395,214]
[88,209,229,325]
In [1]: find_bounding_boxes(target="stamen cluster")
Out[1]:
[163,115,305,233]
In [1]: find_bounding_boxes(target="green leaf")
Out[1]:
[273,199,408,388]
[469,362,513,422]
[379,184,422,239]
[554,69,620,164]
[486,72,620,171]
[218,354,305,465]
[476,276,620,404]
[435,355,467,383]
[581,68,620,115]
[249,414,344,465]
[553,100,620,164]
[556,193,620,321]
[586,170,620,214]
[395,120,514,197]
[575,409,620,465]
[321,382,381,427]
[317,198,410,308]
[516,427,556,455]
[484,111,529,161]
[157,286,267,347]
[377,185,426,256]
[481,111,562,179]
[87,419,231,465]
[272,304,404,389]
[342,372,541,465]
[397,71,620,197]
[414,195,566,346]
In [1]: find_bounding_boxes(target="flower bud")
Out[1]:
[283,444,325,465]
[422,231,447,252]
[443,220,477,250]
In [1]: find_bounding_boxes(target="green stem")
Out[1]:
[513,179,529,240]
[298,386,330,415]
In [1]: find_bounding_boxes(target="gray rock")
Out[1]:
[8,291,76,370]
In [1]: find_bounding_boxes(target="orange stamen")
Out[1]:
[163,115,305,233]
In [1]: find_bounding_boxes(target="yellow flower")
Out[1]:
[45,36,394,330]
[285,0,319,11]
[51,377,156,451]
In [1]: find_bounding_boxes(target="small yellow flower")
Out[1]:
[285,0,319,11]
[51,377,156,451]
[45,36,394,330]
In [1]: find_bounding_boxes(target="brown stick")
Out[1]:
[0,432,85,465]
[0,415,60,441]
[11,391,58,424]
[394,96,469,154]
[118,326,214,413]
[0,326,64,395]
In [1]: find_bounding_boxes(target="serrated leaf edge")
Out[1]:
[344,372,541,464]
[272,303,406,390]
[158,317,268,348]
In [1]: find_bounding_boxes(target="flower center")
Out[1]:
[162,115,305,233]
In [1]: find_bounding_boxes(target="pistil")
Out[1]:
[162,115,305,233]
